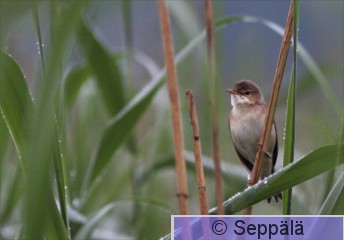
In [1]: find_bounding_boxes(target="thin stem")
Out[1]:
[186,90,209,215]
[32,4,46,78]
[283,0,299,215]
[156,0,189,215]
[248,0,294,212]
[205,0,224,215]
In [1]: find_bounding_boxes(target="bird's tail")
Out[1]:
[267,167,282,203]
[267,192,282,203]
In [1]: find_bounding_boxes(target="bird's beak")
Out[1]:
[225,88,238,95]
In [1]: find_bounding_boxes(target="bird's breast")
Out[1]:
[229,106,274,163]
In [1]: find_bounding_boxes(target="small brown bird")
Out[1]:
[226,80,282,203]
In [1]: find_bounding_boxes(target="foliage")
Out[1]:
[0,1,342,239]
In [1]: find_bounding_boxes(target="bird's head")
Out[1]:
[226,80,265,109]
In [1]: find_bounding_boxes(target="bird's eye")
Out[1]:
[244,91,250,95]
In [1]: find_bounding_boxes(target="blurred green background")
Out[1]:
[0,1,343,239]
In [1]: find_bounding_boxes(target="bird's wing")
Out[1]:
[233,122,278,173]
[233,144,254,172]
[271,122,278,174]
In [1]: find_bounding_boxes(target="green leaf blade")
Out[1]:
[283,0,300,215]
[318,171,344,215]
[75,203,116,240]
[209,144,344,215]
[0,51,34,170]
[283,68,295,215]
[64,65,91,109]
[89,77,163,183]
[78,21,125,116]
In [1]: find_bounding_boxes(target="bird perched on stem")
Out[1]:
[226,80,282,203]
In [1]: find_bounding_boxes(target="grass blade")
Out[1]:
[64,66,91,109]
[32,5,71,231]
[283,68,295,215]
[121,0,133,50]
[78,21,125,116]
[74,203,117,240]
[82,75,164,196]
[0,51,33,173]
[46,193,70,240]
[318,171,344,215]
[0,109,9,161]
[52,123,70,230]
[23,2,87,238]
[282,0,300,215]
[0,51,69,237]
[0,164,23,223]
[78,20,136,189]
[209,144,344,215]
[0,114,10,214]
[32,4,46,77]
[139,151,246,192]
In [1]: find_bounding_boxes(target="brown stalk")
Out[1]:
[244,0,294,214]
[205,0,224,215]
[185,90,209,215]
[157,0,189,215]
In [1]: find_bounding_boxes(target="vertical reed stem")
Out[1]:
[157,0,189,215]
[205,0,224,215]
[186,90,209,215]
[245,0,294,214]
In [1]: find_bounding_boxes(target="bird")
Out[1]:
[226,80,282,203]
